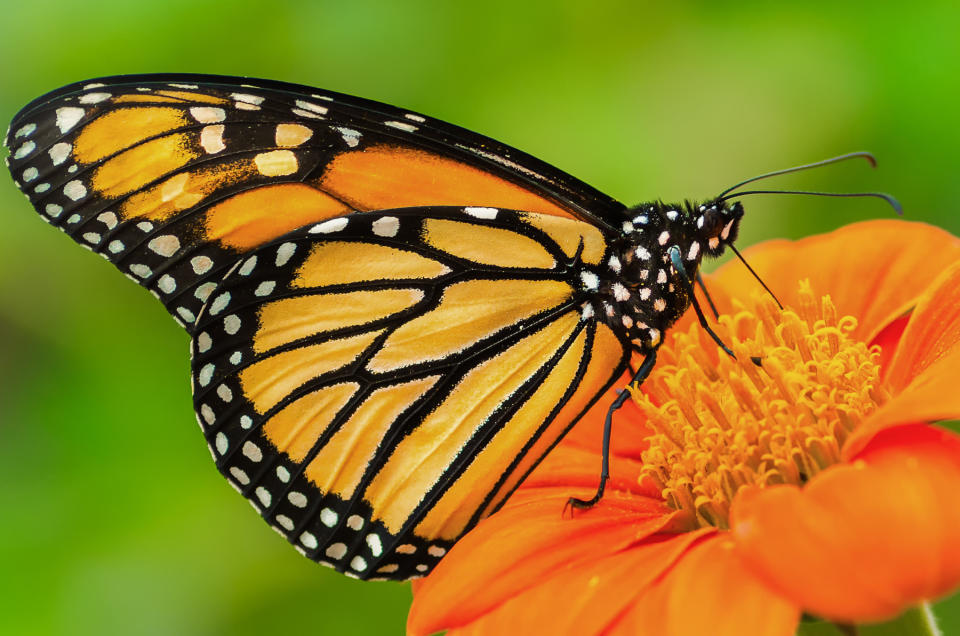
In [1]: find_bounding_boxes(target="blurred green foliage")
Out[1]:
[1,1,958,634]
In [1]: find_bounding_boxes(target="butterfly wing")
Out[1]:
[191,206,629,579]
[5,74,626,330]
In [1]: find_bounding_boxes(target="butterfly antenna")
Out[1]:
[729,244,783,310]
[719,189,902,215]
[717,151,878,199]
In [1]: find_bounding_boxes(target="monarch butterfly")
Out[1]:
[4,74,897,581]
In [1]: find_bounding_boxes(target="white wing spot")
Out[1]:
[254,487,272,507]
[148,234,180,257]
[223,314,241,335]
[346,515,364,530]
[55,107,85,133]
[130,263,152,279]
[14,123,36,138]
[137,221,154,232]
[209,292,231,315]
[395,544,417,554]
[372,216,400,237]
[239,255,257,276]
[657,269,667,284]
[687,241,700,260]
[82,232,100,244]
[196,332,212,353]
[384,120,417,132]
[254,149,298,177]
[639,287,652,301]
[333,127,361,147]
[275,515,294,531]
[33,183,50,194]
[309,217,348,234]
[200,403,215,425]
[45,204,63,218]
[229,466,250,485]
[404,113,426,122]
[294,100,328,115]
[157,274,177,294]
[22,167,38,181]
[177,307,196,323]
[427,546,447,557]
[366,534,383,556]
[229,351,242,365]
[325,543,347,560]
[464,206,498,219]
[635,246,651,260]
[275,465,290,481]
[231,93,264,105]
[288,492,308,508]
[658,231,670,246]
[194,282,216,301]
[78,92,111,104]
[275,242,297,266]
[320,508,338,527]
[66,214,81,224]
[191,255,213,275]
[350,556,368,572]
[217,384,234,403]
[653,298,667,312]
[200,125,226,154]
[254,281,276,296]
[63,180,87,201]
[299,532,319,550]
[240,415,253,429]
[97,211,118,229]
[198,363,215,386]
[214,432,228,455]
[189,107,226,123]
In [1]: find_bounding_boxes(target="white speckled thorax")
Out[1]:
[586,199,744,351]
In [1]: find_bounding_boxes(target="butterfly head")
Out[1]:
[695,198,745,257]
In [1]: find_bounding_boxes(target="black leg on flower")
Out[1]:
[567,349,658,511]
[696,271,720,320]
[669,246,736,359]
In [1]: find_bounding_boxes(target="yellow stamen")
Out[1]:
[634,281,890,530]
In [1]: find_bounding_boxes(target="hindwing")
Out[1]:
[189,207,629,579]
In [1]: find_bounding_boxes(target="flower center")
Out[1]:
[634,281,890,530]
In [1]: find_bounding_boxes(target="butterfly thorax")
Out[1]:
[588,199,744,352]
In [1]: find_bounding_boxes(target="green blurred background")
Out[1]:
[1,1,958,634]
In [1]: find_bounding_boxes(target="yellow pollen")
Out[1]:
[634,281,890,530]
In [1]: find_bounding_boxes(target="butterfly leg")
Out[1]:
[567,349,658,511]
[696,271,720,319]
[668,246,736,359]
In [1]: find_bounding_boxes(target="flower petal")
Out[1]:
[441,529,714,636]
[731,424,960,622]
[615,534,799,636]
[407,489,677,636]
[845,343,960,458]
[884,259,960,391]
[711,220,960,343]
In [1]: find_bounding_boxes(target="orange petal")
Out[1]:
[615,534,799,636]
[441,529,714,636]
[559,371,651,459]
[884,259,960,391]
[844,343,960,459]
[407,489,676,636]
[518,442,660,499]
[711,220,960,343]
[731,424,960,622]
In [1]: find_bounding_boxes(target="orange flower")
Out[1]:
[408,220,960,636]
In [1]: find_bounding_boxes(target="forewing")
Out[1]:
[5,74,626,330]
[190,207,629,579]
